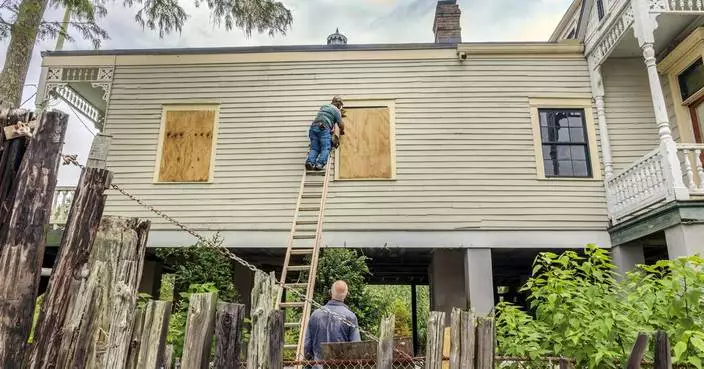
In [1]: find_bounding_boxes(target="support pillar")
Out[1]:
[589,63,614,179]
[464,248,495,315]
[139,259,164,298]
[429,249,467,322]
[611,243,646,276]
[664,223,704,258]
[410,284,419,356]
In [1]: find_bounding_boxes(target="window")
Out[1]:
[678,58,704,101]
[596,0,605,20]
[154,105,218,183]
[529,99,600,180]
[336,102,395,180]
[539,109,591,177]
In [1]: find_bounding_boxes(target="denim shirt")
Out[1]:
[304,300,361,361]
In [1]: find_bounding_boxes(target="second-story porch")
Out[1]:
[585,0,704,258]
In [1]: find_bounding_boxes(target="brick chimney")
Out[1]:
[433,0,462,44]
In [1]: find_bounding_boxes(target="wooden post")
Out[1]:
[182,292,218,369]
[424,311,445,369]
[558,358,569,369]
[137,300,172,369]
[0,110,69,369]
[626,333,649,369]
[25,167,112,368]
[268,310,284,369]
[163,345,174,369]
[654,331,671,369]
[459,311,474,369]
[125,306,145,369]
[475,316,494,369]
[0,108,34,230]
[215,302,246,369]
[449,309,461,369]
[247,271,279,369]
[411,285,419,356]
[377,315,395,369]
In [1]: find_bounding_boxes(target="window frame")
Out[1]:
[529,98,601,181]
[596,0,605,20]
[153,104,220,184]
[334,99,397,181]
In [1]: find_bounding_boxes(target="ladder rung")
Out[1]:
[287,265,311,272]
[306,182,324,187]
[306,171,325,176]
[284,344,298,350]
[296,220,317,225]
[284,282,308,289]
[293,234,315,239]
[284,322,301,328]
[302,194,321,199]
[290,249,314,256]
[299,207,320,212]
[280,302,305,308]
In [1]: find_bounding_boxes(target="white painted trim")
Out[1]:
[153,104,220,184]
[334,99,397,181]
[528,98,603,181]
[143,229,613,249]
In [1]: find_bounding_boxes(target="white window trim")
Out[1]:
[529,98,602,181]
[153,104,220,184]
[334,99,397,181]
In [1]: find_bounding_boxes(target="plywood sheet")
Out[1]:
[338,107,392,179]
[158,109,216,182]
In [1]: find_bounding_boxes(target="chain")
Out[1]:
[61,155,415,361]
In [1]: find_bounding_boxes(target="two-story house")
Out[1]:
[41,0,704,321]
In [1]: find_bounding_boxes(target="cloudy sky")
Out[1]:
[1,0,573,185]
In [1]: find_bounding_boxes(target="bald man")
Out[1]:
[304,280,361,362]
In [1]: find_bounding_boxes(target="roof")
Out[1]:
[42,42,459,57]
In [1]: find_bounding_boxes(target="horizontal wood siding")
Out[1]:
[102,54,607,233]
[602,58,660,171]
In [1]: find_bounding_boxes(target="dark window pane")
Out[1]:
[679,58,704,100]
[573,160,589,177]
[540,127,549,140]
[569,127,585,143]
[543,160,555,176]
[596,0,605,20]
[567,113,584,127]
[570,146,587,160]
[557,126,571,142]
[539,111,549,126]
[557,160,574,176]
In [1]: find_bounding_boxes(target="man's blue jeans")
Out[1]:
[306,124,332,168]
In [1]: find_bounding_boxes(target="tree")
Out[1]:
[0,0,292,106]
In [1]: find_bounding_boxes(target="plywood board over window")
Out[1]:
[336,105,395,180]
[155,105,218,183]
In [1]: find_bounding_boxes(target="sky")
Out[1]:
[0,0,573,185]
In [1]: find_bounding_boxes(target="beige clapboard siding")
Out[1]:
[103,54,606,232]
[602,58,661,172]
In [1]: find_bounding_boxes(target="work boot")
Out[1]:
[305,162,314,171]
[314,164,324,171]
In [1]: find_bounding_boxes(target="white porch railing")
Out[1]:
[50,186,75,226]
[657,0,704,12]
[607,148,668,222]
[607,143,704,223]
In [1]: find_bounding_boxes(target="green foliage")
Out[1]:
[496,245,704,368]
[155,234,238,303]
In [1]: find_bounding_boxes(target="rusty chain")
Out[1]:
[61,154,415,361]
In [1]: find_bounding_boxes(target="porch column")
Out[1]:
[429,249,468,322]
[632,0,689,200]
[664,223,704,257]
[588,63,614,178]
[611,242,646,277]
[464,248,494,315]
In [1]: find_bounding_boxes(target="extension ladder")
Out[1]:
[276,159,333,360]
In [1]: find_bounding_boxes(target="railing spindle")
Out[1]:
[696,150,704,190]
[683,149,696,190]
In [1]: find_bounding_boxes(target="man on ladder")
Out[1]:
[306,96,345,171]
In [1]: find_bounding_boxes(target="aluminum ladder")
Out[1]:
[275,159,333,360]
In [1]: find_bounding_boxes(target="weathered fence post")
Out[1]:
[558,358,569,369]
[247,271,279,369]
[163,345,174,369]
[215,302,246,369]
[0,110,69,369]
[654,331,671,369]
[268,310,284,369]
[182,292,218,369]
[626,333,649,369]
[0,108,33,228]
[137,300,172,369]
[126,306,146,369]
[459,310,474,369]
[475,316,494,369]
[377,315,396,369]
[449,309,461,369]
[25,167,112,368]
[425,311,446,369]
